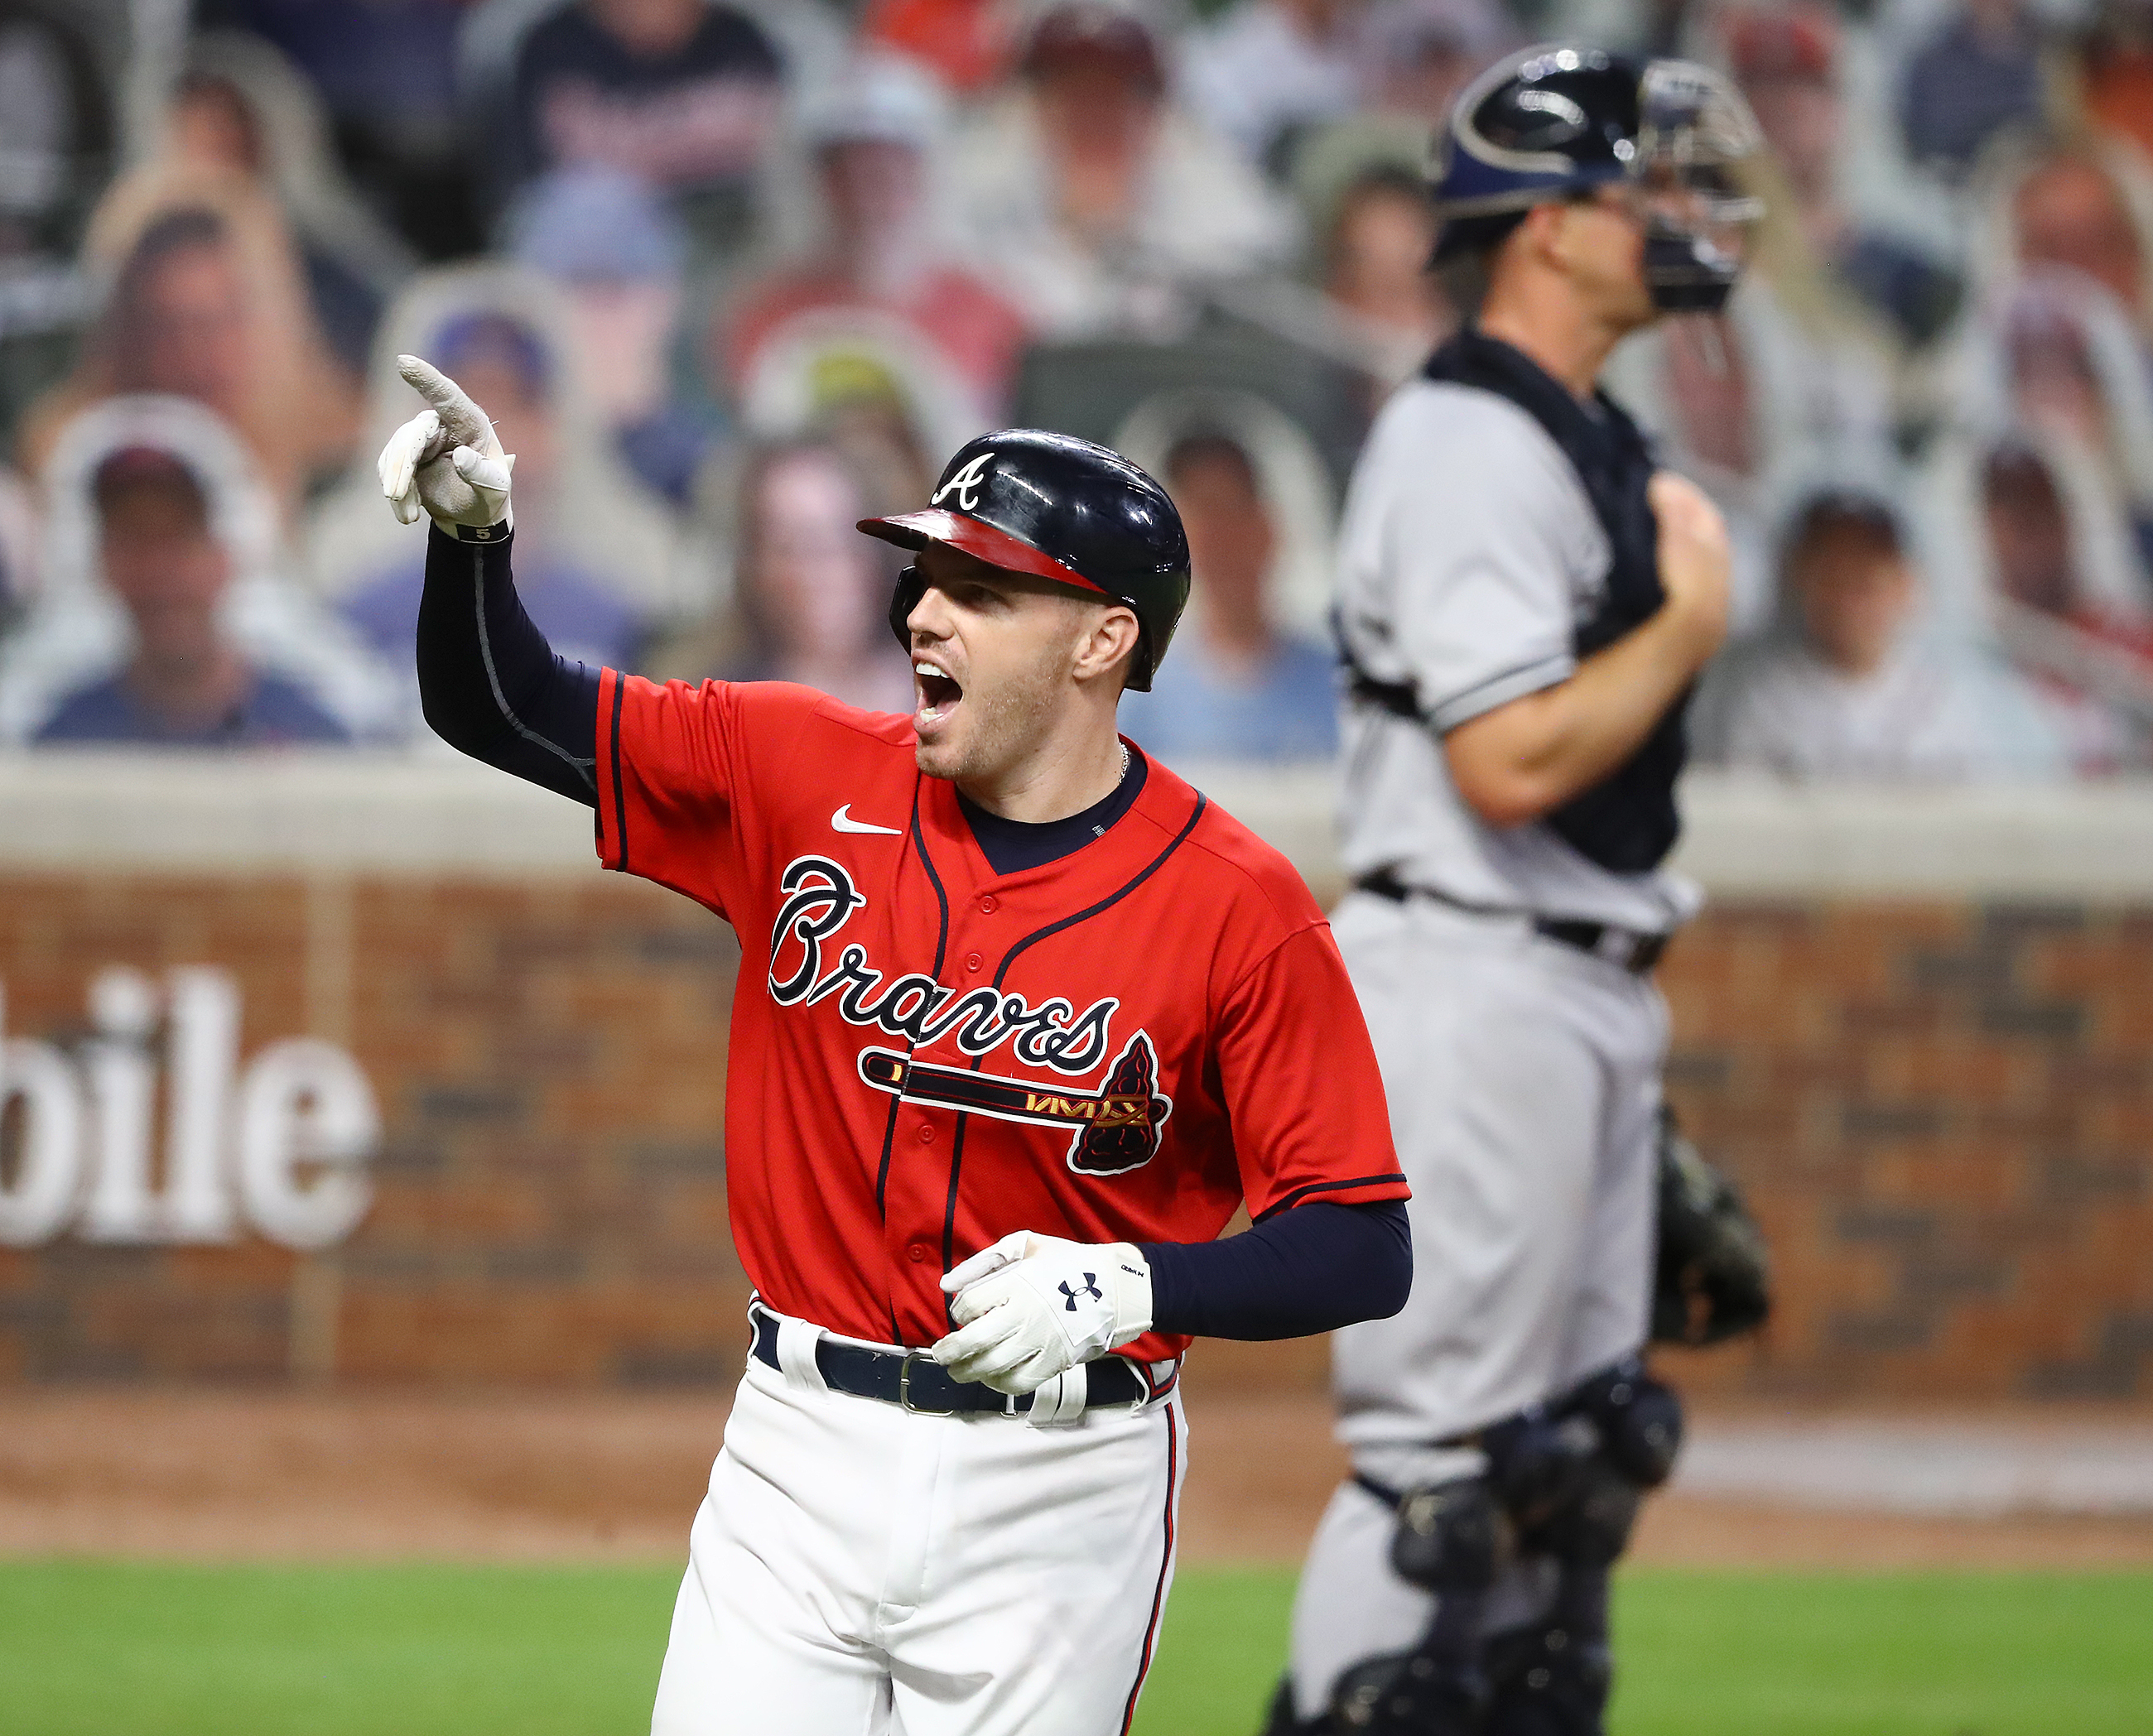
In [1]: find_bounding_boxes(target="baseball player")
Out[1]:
[378,370,1413,1734]
[1264,46,1761,1736]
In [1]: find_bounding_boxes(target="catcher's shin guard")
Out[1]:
[1482,1361,1684,1736]
[1259,1674,1335,1734]
[1481,1589,1611,1736]
[1322,1475,1500,1733]
[1481,1469,1630,1736]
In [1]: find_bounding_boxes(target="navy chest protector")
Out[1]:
[1347,328,1686,875]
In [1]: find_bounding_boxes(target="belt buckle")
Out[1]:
[897,1351,934,1413]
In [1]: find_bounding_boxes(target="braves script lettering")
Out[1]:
[768,857,1117,1075]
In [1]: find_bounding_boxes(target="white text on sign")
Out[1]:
[0,969,379,1250]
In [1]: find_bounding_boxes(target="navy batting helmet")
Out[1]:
[1432,44,1764,311]
[859,430,1192,692]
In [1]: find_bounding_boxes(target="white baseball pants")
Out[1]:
[652,1317,1186,1736]
[1287,891,1668,1717]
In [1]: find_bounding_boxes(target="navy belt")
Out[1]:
[1354,1470,1408,1509]
[1354,872,1668,974]
[749,1303,1154,1416]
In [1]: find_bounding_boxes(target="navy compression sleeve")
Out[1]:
[1139,1200,1411,1341]
[416,524,603,805]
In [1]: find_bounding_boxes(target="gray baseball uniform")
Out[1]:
[1287,377,1694,1719]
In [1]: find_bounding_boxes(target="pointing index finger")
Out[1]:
[396,354,490,450]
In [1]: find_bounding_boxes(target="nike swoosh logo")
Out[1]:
[831,805,903,836]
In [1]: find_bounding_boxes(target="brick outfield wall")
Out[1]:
[1,873,2149,1400]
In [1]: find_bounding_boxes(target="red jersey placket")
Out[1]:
[875,795,1022,1344]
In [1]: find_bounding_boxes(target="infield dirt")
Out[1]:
[2,1388,2151,1570]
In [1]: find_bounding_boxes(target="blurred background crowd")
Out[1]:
[0,0,2151,777]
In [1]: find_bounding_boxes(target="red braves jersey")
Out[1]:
[595,672,1407,1363]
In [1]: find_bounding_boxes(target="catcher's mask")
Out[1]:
[1433,44,1765,314]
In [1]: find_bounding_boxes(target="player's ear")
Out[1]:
[1074,604,1141,687]
[1516,200,1571,267]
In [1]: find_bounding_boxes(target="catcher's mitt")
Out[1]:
[1651,1107,1770,1346]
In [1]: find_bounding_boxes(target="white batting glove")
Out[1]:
[378,354,515,536]
[931,1230,1153,1397]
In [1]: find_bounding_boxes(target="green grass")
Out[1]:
[1609,1570,2153,1736]
[1,1560,2148,1734]
[0,1561,676,1736]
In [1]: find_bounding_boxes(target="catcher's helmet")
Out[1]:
[859,430,1191,692]
[1432,44,1764,312]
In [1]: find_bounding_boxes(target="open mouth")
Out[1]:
[915,661,963,724]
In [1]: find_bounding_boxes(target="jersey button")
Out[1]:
[907,1243,928,1263]
[916,1124,933,1144]
[979,895,997,914]
[965,951,984,973]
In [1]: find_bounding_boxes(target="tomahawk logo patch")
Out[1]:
[858,1032,1173,1176]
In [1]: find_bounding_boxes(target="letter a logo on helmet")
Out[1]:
[857,429,1192,693]
[930,451,995,512]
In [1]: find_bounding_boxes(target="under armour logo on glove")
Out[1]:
[932,1232,1152,1403]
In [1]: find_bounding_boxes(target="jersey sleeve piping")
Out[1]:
[1425,648,1577,734]
[597,666,630,873]
[1254,1172,1413,1221]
